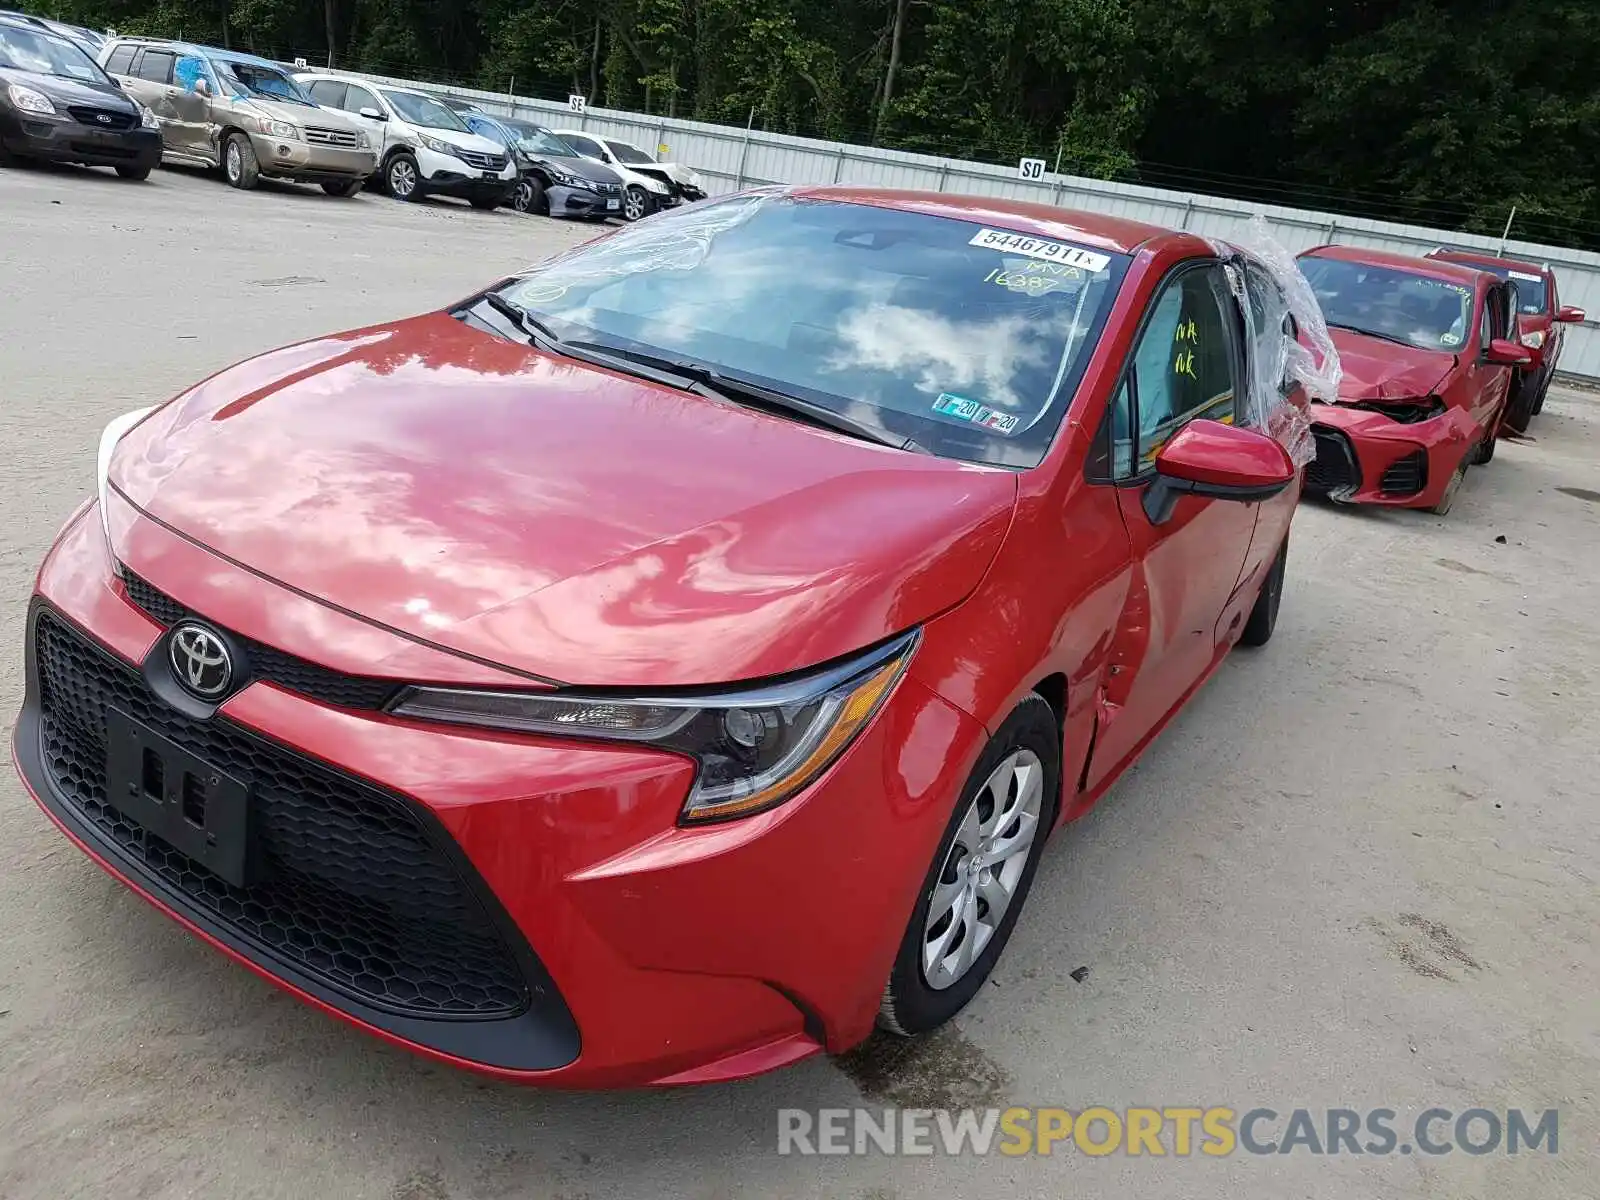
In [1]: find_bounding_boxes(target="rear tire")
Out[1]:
[116,164,152,181]
[1530,372,1551,415]
[468,195,501,211]
[878,695,1059,1037]
[1238,537,1287,648]
[223,132,259,190]
[321,178,363,197]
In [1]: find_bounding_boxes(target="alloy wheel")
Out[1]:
[922,748,1044,991]
[225,141,241,183]
[623,186,647,221]
[389,159,416,198]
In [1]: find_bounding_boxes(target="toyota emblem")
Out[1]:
[169,623,234,699]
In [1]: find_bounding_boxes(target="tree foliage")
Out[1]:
[34,0,1600,247]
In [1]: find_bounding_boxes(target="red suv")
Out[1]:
[1296,246,1531,515]
[1426,248,1585,431]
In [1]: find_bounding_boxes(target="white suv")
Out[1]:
[296,72,516,208]
[550,129,676,221]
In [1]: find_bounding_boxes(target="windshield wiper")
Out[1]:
[562,340,918,451]
[1326,321,1424,349]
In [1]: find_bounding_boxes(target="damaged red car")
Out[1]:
[14,189,1320,1088]
[1297,245,1530,515]
[1425,248,1585,432]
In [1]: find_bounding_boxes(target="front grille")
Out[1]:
[68,106,136,131]
[121,572,399,711]
[33,611,529,1020]
[1305,425,1362,500]
[594,181,620,195]
[305,125,359,148]
[456,149,506,171]
[1379,450,1428,497]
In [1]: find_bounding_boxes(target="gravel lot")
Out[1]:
[2,162,1597,1200]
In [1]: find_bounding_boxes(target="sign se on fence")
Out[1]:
[1017,157,1046,182]
[568,94,587,114]
[293,57,309,69]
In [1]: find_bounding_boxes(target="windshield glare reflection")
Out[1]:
[501,194,1125,467]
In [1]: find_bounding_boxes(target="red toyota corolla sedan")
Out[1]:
[14,188,1320,1088]
[1297,245,1531,515]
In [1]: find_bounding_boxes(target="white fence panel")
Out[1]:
[345,71,1600,382]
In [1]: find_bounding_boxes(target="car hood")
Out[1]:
[535,153,622,185]
[1329,328,1455,401]
[241,94,361,130]
[0,65,132,110]
[112,313,1018,688]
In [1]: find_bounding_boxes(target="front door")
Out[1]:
[1085,262,1260,793]
[168,54,215,161]
[339,82,391,160]
[123,47,176,142]
[1460,284,1515,433]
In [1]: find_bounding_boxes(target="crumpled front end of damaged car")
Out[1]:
[1304,392,1481,508]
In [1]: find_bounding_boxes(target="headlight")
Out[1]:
[1521,329,1547,349]
[8,84,56,115]
[354,130,370,150]
[139,104,159,129]
[547,168,584,188]
[253,115,299,140]
[390,632,918,823]
[415,133,457,158]
[96,407,155,552]
[640,176,670,194]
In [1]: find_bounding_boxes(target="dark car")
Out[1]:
[0,16,161,179]
[463,112,624,219]
[0,8,106,55]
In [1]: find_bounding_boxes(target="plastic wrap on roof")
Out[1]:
[519,186,783,286]
[1213,216,1342,467]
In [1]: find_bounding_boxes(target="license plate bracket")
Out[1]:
[105,708,253,888]
[481,170,499,180]
[606,198,620,210]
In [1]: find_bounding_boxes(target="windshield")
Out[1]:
[1490,266,1549,315]
[607,139,654,165]
[509,124,580,157]
[497,193,1128,467]
[381,88,470,131]
[0,22,106,82]
[1300,257,1474,353]
[217,59,315,106]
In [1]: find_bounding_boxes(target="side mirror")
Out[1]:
[1485,338,1533,367]
[194,78,210,97]
[359,106,386,121]
[108,76,122,89]
[1142,420,1295,525]
[1557,305,1586,324]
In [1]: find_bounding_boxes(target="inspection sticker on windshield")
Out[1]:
[968,229,1111,274]
[932,393,1021,435]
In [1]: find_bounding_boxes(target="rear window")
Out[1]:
[500,193,1130,468]
[134,49,173,83]
[104,43,134,74]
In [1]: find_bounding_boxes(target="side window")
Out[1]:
[104,44,135,75]
[564,134,603,158]
[174,55,208,93]
[343,84,377,114]
[135,49,175,83]
[309,79,347,108]
[1478,292,1494,352]
[1129,267,1238,468]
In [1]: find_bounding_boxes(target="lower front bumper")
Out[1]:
[0,112,162,169]
[251,134,374,182]
[13,503,988,1086]
[1303,402,1478,510]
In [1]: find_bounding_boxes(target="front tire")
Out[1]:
[1501,374,1536,435]
[223,133,259,190]
[1430,453,1468,516]
[321,178,363,197]
[512,177,546,215]
[1238,537,1287,647]
[622,184,650,222]
[1530,371,1551,415]
[878,695,1059,1037]
[384,152,420,201]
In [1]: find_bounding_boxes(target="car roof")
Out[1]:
[782,187,1179,255]
[1428,247,1552,277]
[1299,243,1488,287]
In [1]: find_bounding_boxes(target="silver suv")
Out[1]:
[99,38,374,194]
